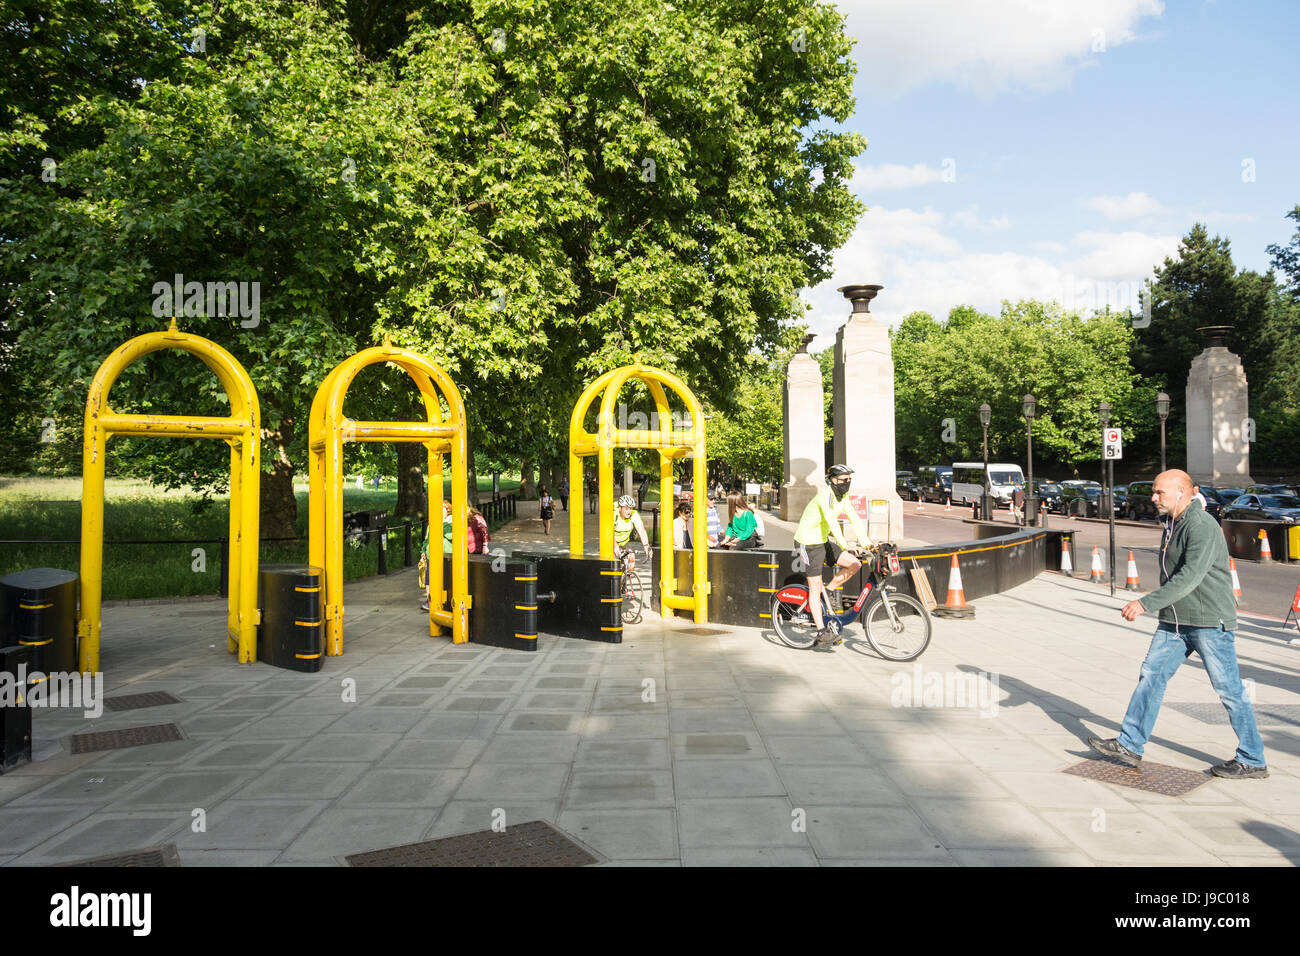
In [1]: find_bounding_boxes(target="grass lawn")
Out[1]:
[0,475,522,601]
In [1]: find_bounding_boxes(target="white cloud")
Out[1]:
[834,0,1165,98]
[851,162,947,192]
[952,206,1012,232]
[800,208,1177,349]
[1082,192,1170,220]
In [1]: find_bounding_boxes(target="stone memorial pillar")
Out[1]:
[1186,325,1253,487]
[781,335,825,521]
[832,284,903,543]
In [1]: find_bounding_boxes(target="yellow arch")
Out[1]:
[79,320,261,671]
[568,362,709,623]
[308,336,469,653]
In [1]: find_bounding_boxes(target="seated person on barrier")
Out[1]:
[672,500,693,550]
[753,502,766,547]
[794,464,874,648]
[613,494,651,570]
[701,492,722,546]
[717,493,760,550]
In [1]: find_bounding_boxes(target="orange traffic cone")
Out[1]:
[1229,557,1243,604]
[1259,530,1273,563]
[944,497,952,513]
[1125,551,1140,591]
[916,496,926,512]
[1090,546,1104,583]
[1059,538,1074,576]
[934,553,975,619]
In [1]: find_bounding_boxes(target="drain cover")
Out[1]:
[346,820,599,867]
[104,691,184,712]
[1168,702,1300,727]
[676,627,727,636]
[70,723,185,754]
[1064,757,1212,796]
[54,844,181,867]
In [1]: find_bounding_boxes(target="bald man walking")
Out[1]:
[1088,469,1268,778]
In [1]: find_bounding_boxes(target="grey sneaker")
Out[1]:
[1211,759,1269,779]
[1087,736,1142,767]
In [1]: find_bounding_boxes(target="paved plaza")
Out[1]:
[2,507,1298,866]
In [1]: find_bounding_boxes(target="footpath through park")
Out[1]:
[1,498,1298,866]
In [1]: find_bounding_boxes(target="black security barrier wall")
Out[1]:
[651,548,782,627]
[257,564,325,672]
[511,551,624,643]
[0,644,33,772]
[440,555,539,651]
[775,528,1072,609]
[1221,519,1294,563]
[0,568,78,675]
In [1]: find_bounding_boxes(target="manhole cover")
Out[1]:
[1063,757,1212,796]
[70,723,185,754]
[676,627,727,636]
[54,844,181,867]
[346,820,599,867]
[104,691,184,712]
[1168,702,1300,727]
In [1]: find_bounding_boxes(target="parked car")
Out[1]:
[896,471,921,500]
[1222,494,1300,523]
[1123,480,1158,521]
[1032,480,1062,512]
[1058,484,1104,517]
[1246,483,1300,497]
[1112,483,1129,515]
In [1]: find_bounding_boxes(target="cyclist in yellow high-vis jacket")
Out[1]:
[794,464,873,646]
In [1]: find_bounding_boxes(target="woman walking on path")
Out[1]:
[539,485,555,534]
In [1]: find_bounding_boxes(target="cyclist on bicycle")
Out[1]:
[613,494,652,569]
[794,464,873,647]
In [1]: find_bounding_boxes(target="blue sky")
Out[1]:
[802,0,1300,346]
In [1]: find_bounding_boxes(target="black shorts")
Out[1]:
[801,540,842,574]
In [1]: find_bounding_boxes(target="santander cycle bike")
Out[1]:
[770,542,931,660]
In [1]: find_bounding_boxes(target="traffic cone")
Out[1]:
[1125,551,1140,591]
[1090,546,1104,583]
[944,497,952,513]
[1259,530,1273,563]
[916,496,926,512]
[1059,538,1074,575]
[1228,557,1243,604]
[933,553,975,619]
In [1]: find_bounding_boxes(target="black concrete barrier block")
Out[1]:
[257,564,325,672]
[1221,519,1292,562]
[510,552,623,643]
[651,548,781,627]
[0,568,78,675]
[440,555,539,651]
[0,644,33,772]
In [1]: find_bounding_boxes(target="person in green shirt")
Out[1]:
[717,494,759,549]
[794,464,873,648]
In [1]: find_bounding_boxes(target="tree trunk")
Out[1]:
[395,442,426,521]
[520,455,536,499]
[465,430,480,507]
[260,413,298,540]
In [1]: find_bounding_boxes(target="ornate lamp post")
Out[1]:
[979,403,992,520]
[1156,391,1170,472]
[1022,394,1037,525]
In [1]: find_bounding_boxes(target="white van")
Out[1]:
[950,462,1025,506]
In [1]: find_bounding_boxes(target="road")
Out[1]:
[899,501,1300,623]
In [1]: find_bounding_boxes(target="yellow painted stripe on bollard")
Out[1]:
[294,586,321,593]
[515,605,538,611]
[758,563,778,569]
[601,625,623,632]
[19,603,53,610]
[758,587,776,593]
[600,597,622,603]
[514,576,537,581]
[295,620,322,627]
[295,652,323,659]
[600,570,623,576]
[19,638,53,646]
[514,633,538,640]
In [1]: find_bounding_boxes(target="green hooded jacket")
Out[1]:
[1138,499,1237,630]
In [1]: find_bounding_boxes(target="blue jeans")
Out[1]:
[1118,623,1266,767]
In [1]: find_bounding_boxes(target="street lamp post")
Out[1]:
[1099,401,1115,596]
[1156,391,1170,472]
[979,403,992,521]
[1022,394,1037,526]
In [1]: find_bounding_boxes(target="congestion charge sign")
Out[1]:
[1104,428,1123,459]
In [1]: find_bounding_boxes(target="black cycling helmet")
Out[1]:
[826,464,854,480]
[827,464,853,499]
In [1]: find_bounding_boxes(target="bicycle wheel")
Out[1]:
[770,590,818,649]
[621,568,646,624]
[862,592,931,661]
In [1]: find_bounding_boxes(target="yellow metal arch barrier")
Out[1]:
[79,320,261,671]
[308,336,469,654]
[568,362,709,623]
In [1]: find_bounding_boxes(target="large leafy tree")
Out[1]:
[2,0,866,533]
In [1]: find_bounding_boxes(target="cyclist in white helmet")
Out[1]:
[613,494,651,570]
